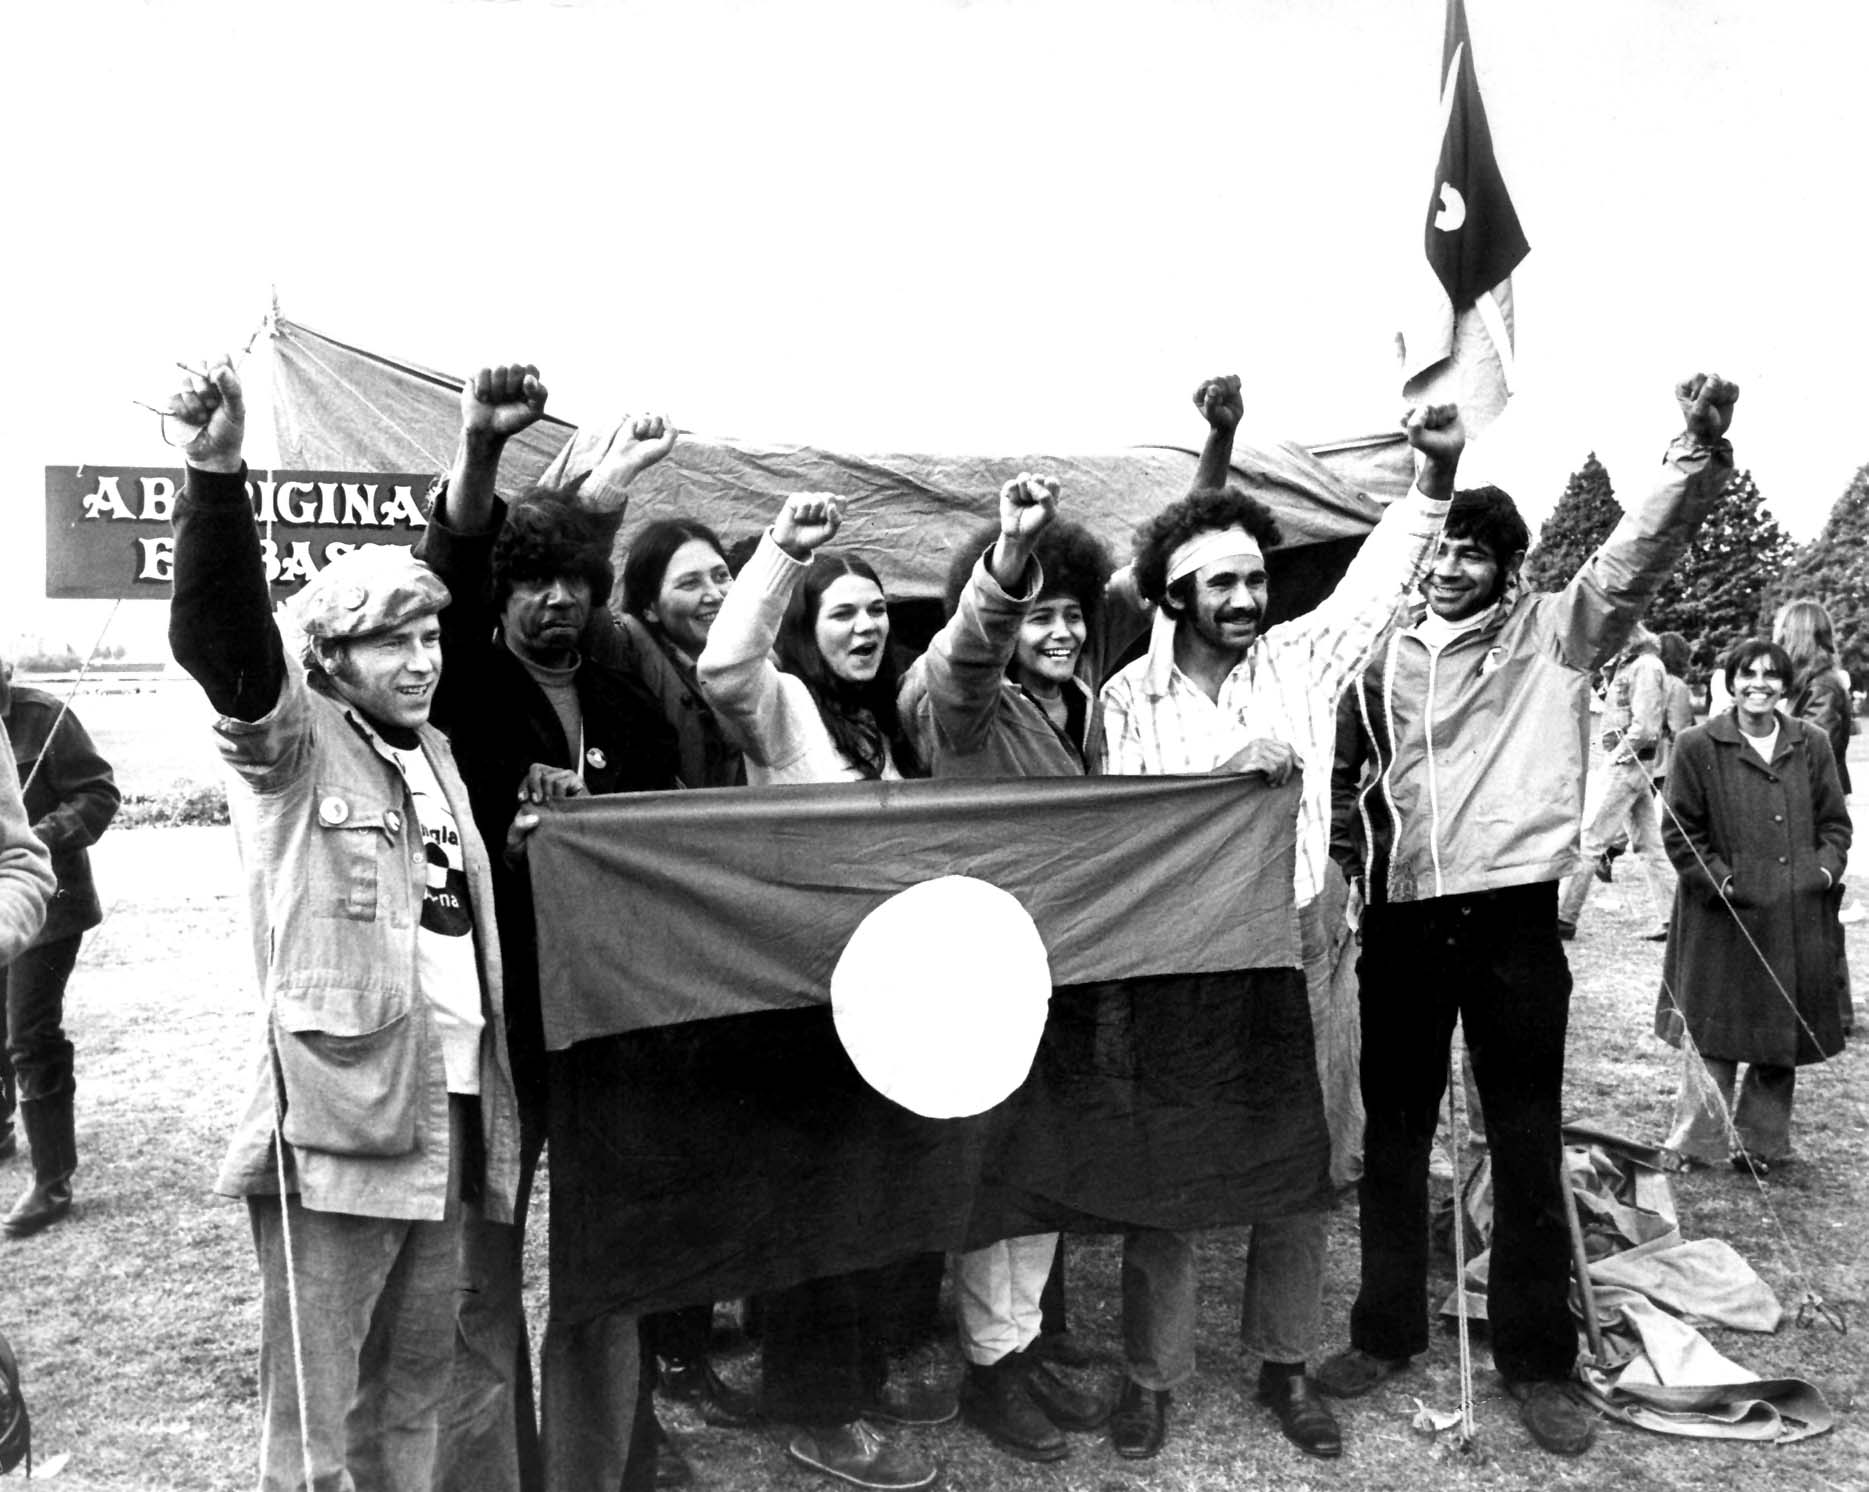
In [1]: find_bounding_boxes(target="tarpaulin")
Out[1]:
[528,774,1332,1322]
[267,316,1414,608]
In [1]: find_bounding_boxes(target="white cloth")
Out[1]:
[394,743,485,1095]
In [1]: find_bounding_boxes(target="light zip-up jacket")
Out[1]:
[1336,432,1733,905]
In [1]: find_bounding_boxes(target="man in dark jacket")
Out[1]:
[419,363,682,1492]
[0,659,119,1237]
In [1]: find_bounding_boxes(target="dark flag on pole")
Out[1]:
[528,774,1331,1323]
[1401,0,1529,434]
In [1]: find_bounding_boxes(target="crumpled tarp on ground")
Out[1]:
[1438,1127,1833,1443]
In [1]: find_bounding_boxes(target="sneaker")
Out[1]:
[786,1421,937,1491]
[1313,1347,1410,1399]
[1506,1380,1596,1455]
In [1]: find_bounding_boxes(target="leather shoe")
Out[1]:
[1019,1353,1110,1431]
[786,1420,937,1491]
[959,1359,1066,1463]
[2,1179,71,1238]
[1109,1378,1168,1459]
[858,1379,958,1428]
[1555,919,1577,941]
[1029,1329,1091,1369]
[1313,1346,1410,1399]
[1506,1379,1596,1455]
[1592,851,1615,884]
[658,1355,761,1427]
[1257,1372,1342,1458]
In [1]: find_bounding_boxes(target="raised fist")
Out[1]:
[1192,374,1244,433]
[772,492,846,557]
[1401,401,1465,468]
[461,364,548,442]
[1675,373,1739,443]
[167,357,246,473]
[998,472,1060,542]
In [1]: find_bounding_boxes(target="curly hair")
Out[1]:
[775,552,922,779]
[491,490,619,613]
[1445,486,1530,569]
[941,518,1116,625]
[622,518,728,622]
[1131,487,1281,610]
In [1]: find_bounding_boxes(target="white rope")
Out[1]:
[267,1058,320,1489]
[1445,1030,1477,1446]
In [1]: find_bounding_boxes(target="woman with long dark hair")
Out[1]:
[697,493,937,1492]
[700,494,919,786]
[612,516,746,789]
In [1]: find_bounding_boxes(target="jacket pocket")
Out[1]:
[272,988,420,1158]
[311,787,403,922]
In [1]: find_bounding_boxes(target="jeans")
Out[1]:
[0,934,82,1114]
[1351,883,1577,1384]
[249,1098,470,1492]
[1121,1211,1326,1389]
[1559,757,1674,930]
[1664,1048,1796,1162]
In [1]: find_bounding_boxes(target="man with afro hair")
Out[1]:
[418,364,680,1492]
[1097,374,1461,1464]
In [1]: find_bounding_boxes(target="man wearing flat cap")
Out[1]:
[165,357,522,1492]
[1093,378,1458,1463]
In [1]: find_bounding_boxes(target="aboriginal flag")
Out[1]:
[529,774,1330,1324]
[1400,0,1529,433]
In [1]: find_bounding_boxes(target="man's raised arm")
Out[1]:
[164,359,285,723]
[1190,374,1242,492]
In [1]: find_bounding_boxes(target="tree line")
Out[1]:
[1523,454,1869,688]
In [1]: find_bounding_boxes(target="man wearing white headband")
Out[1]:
[1097,375,1460,1463]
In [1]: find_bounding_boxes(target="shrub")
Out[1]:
[115,781,230,829]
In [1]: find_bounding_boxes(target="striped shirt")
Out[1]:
[1098,485,1449,905]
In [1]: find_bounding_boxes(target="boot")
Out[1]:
[3,1096,75,1238]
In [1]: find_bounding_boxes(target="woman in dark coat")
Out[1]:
[1656,638,1850,1173]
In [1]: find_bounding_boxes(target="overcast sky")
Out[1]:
[6,0,1865,651]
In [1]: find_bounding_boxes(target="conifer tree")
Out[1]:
[1647,469,1794,677]
[1523,453,1620,593]
[1764,462,1869,686]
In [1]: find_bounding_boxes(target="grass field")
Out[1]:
[0,702,1863,1491]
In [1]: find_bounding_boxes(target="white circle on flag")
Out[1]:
[830,875,1052,1119]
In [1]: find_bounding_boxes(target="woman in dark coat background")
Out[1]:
[1656,638,1850,1174]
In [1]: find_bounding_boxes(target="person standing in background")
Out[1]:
[0,659,119,1237]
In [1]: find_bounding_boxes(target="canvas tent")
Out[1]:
[268,315,1416,631]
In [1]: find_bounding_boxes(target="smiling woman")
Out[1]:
[698,493,921,786]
